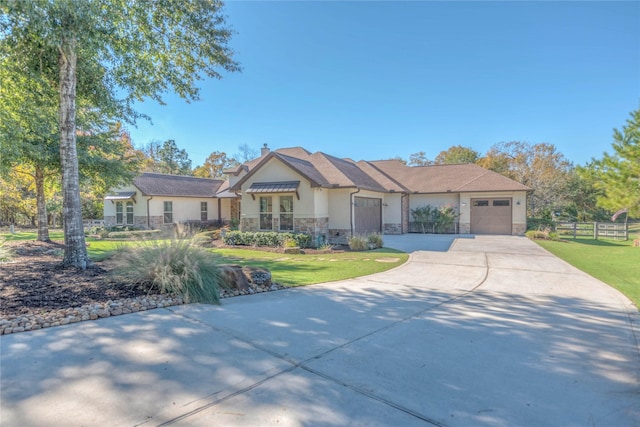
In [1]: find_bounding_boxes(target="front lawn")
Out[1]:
[535,235,640,308]
[1,230,409,287]
[211,247,408,286]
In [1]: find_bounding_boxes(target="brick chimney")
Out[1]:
[261,143,270,156]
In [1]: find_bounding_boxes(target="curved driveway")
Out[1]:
[1,235,639,426]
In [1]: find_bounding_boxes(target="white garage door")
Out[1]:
[470,198,512,235]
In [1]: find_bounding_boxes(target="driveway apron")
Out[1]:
[1,235,638,426]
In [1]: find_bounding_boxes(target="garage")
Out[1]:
[470,198,512,235]
[354,196,381,234]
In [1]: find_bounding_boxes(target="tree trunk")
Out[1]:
[34,165,51,242]
[59,33,90,269]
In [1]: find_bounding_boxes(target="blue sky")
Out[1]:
[127,1,640,168]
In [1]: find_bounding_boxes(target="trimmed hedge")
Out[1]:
[107,229,163,239]
[222,231,311,248]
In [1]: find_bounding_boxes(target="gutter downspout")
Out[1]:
[349,188,361,237]
[146,196,153,229]
[217,198,221,224]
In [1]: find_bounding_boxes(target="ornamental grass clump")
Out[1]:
[0,239,12,262]
[111,238,225,304]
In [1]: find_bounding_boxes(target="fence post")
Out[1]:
[594,222,597,240]
[573,222,576,239]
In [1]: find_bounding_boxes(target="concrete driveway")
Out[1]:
[1,235,639,426]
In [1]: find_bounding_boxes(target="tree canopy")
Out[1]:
[1,0,240,267]
[193,151,239,179]
[586,109,640,217]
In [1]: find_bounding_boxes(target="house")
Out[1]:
[103,173,233,229]
[103,146,532,242]
[227,146,531,244]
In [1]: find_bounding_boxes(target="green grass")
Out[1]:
[210,247,408,286]
[1,230,65,241]
[0,230,409,286]
[535,232,640,308]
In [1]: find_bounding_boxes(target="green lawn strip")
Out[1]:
[535,236,640,308]
[211,247,409,286]
[1,230,65,241]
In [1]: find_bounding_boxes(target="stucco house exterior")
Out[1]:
[103,146,531,242]
[103,173,231,229]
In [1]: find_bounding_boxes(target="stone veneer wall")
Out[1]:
[240,217,259,231]
[295,217,329,245]
[134,216,148,229]
[104,216,116,228]
[383,223,402,235]
[402,195,410,234]
[230,199,240,221]
[328,229,350,245]
[513,224,526,236]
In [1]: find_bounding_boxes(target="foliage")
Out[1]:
[526,216,554,231]
[587,109,640,218]
[367,233,384,249]
[535,237,640,308]
[141,140,193,175]
[408,151,432,166]
[193,151,239,179]
[0,239,13,262]
[477,141,573,217]
[107,230,162,239]
[525,229,558,241]
[410,205,459,233]
[222,231,312,248]
[434,145,479,164]
[348,235,368,251]
[1,0,240,267]
[282,238,299,248]
[236,144,259,163]
[110,238,225,304]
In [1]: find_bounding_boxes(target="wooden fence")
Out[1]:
[555,222,628,240]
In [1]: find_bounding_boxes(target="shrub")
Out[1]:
[0,239,12,262]
[410,204,459,233]
[367,233,383,249]
[525,228,559,241]
[222,231,311,248]
[110,238,225,304]
[348,235,368,251]
[283,238,299,248]
[107,230,162,239]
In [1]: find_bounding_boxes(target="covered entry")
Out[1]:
[470,198,512,235]
[354,196,381,234]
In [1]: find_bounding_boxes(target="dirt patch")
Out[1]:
[375,257,401,263]
[0,240,158,318]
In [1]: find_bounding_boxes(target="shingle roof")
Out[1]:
[229,147,531,194]
[369,161,531,193]
[133,173,224,197]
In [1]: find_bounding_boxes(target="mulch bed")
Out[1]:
[0,240,154,318]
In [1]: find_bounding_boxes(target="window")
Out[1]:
[280,196,293,231]
[201,201,208,221]
[493,200,510,206]
[116,202,123,224]
[164,201,173,224]
[259,196,272,230]
[473,200,489,207]
[126,201,134,224]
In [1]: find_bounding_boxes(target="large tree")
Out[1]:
[478,141,572,216]
[1,0,240,268]
[587,109,640,218]
[433,145,480,165]
[193,151,238,179]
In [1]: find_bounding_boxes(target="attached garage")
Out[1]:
[354,196,381,234]
[470,198,512,235]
